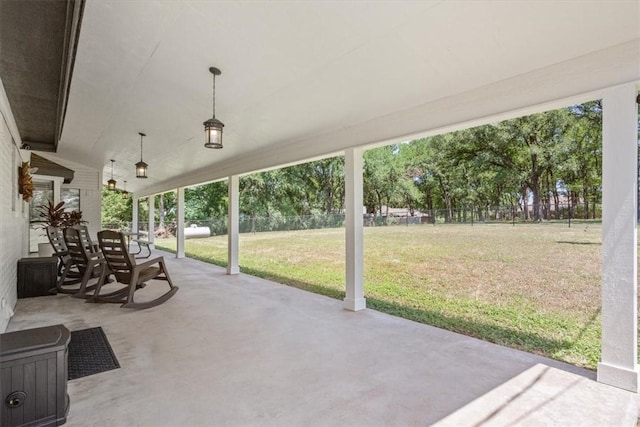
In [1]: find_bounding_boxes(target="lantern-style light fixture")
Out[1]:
[107,159,117,191]
[122,180,129,199]
[136,132,148,178]
[203,67,224,149]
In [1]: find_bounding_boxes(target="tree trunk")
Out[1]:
[529,150,542,222]
[444,196,452,223]
[326,186,334,215]
[531,186,541,221]
[425,191,433,211]
[478,206,483,222]
[376,190,383,219]
[157,194,166,236]
[582,186,590,220]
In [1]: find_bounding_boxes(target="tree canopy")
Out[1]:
[103,101,606,229]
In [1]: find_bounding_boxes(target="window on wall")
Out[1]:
[61,188,80,211]
[29,180,54,253]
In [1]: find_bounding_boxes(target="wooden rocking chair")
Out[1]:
[46,226,82,294]
[96,230,179,309]
[63,226,110,298]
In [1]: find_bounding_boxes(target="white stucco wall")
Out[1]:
[0,80,29,332]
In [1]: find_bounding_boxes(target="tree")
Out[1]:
[101,103,604,228]
[101,186,132,229]
[240,171,279,232]
[556,101,602,219]
[184,181,227,221]
[364,146,402,217]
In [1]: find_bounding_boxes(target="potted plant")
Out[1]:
[35,200,87,256]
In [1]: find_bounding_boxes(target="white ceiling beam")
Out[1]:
[136,40,640,198]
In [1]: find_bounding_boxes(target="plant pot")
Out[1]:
[38,242,55,257]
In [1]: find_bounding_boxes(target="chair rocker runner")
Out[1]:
[96,230,179,309]
[46,226,82,294]
[63,226,110,298]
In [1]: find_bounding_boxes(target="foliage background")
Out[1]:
[103,102,605,231]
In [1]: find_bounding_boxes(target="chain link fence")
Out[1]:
[103,203,601,238]
[419,202,601,226]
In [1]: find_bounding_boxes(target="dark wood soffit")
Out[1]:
[0,0,84,153]
[30,153,75,184]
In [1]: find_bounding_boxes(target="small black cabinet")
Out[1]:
[0,325,70,426]
[17,257,57,298]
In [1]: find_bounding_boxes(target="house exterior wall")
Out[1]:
[0,82,29,332]
[0,80,102,332]
[38,153,102,241]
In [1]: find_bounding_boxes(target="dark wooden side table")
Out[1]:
[17,257,58,298]
[0,324,70,426]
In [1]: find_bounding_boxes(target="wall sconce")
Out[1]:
[203,67,224,149]
[108,159,117,190]
[136,132,148,178]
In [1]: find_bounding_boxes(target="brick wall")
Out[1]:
[0,84,29,332]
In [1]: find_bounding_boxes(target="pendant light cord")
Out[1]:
[140,134,144,162]
[212,73,216,119]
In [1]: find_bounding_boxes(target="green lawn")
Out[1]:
[155,222,604,369]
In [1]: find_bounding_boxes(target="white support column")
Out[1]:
[132,198,139,233]
[147,195,155,248]
[597,83,640,392]
[176,188,185,259]
[227,175,240,275]
[344,147,366,311]
[52,178,62,205]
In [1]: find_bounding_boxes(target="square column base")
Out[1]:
[343,297,366,311]
[226,266,240,275]
[597,362,640,392]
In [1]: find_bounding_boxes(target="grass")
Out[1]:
[155,222,604,369]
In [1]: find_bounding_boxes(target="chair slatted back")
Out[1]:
[97,230,134,284]
[75,225,97,252]
[64,226,103,273]
[46,226,67,256]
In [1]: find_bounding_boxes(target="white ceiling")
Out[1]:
[58,0,640,197]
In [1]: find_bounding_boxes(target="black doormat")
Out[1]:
[68,327,120,380]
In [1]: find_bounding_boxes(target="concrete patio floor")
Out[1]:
[6,251,638,426]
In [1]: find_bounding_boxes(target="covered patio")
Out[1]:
[7,251,637,426]
[1,1,640,424]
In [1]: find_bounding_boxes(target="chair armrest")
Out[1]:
[134,256,164,270]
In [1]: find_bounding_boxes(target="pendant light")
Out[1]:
[107,159,116,190]
[122,180,129,199]
[203,67,224,149]
[136,132,148,178]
